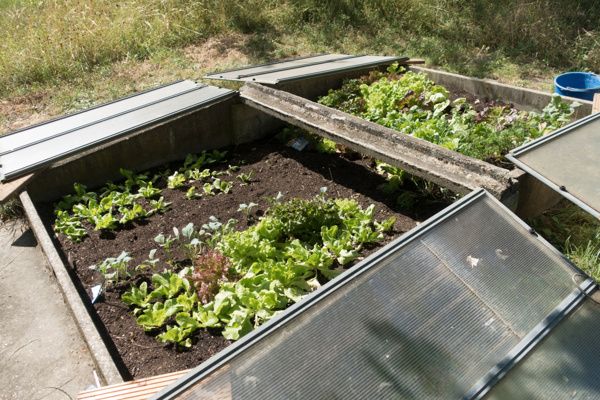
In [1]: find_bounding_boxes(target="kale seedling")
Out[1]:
[154,232,178,265]
[236,171,253,185]
[90,251,132,286]
[237,202,258,222]
[181,223,203,260]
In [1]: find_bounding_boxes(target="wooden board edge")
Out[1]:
[592,92,600,114]
[0,173,36,203]
[402,58,425,65]
[77,370,190,399]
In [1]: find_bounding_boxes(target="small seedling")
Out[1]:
[167,171,186,189]
[237,202,258,221]
[138,182,161,199]
[120,169,149,191]
[186,186,200,200]
[90,251,132,286]
[147,198,168,216]
[136,249,160,273]
[236,171,253,185]
[186,168,212,182]
[203,182,215,196]
[155,233,177,265]
[266,191,284,207]
[181,223,203,260]
[212,178,233,194]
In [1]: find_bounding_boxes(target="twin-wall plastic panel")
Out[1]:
[204,54,406,84]
[153,190,582,400]
[0,82,235,181]
[487,299,600,399]
[507,112,600,219]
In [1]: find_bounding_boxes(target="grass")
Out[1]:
[0,199,23,222]
[1,0,600,128]
[530,202,600,281]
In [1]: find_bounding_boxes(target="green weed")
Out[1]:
[530,202,600,281]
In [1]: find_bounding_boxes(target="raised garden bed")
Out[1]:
[37,137,448,379]
[317,64,578,169]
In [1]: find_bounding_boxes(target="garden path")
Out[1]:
[0,220,96,400]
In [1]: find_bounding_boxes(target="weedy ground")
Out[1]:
[530,202,600,281]
[1,0,600,133]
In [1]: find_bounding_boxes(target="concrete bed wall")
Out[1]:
[411,65,593,118]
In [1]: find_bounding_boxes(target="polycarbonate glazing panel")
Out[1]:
[486,299,600,400]
[157,191,581,400]
[205,54,350,80]
[0,80,198,152]
[176,242,519,400]
[238,56,403,84]
[421,195,576,337]
[510,114,600,217]
[0,85,234,180]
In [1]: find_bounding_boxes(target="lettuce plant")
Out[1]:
[120,195,394,346]
[190,250,232,304]
[167,171,186,189]
[136,299,182,331]
[236,171,253,185]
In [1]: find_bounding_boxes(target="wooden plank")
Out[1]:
[78,365,233,400]
[77,370,190,400]
[593,93,600,114]
[0,173,35,203]
[403,58,425,65]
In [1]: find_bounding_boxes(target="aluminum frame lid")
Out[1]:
[152,189,589,400]
[204,54,407,84]
[0,81,235,182]
[507,111,600,219]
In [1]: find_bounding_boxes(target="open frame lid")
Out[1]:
[0,82,235,182]
[152,189,593,400]
[204,54,407,84]
[507,111,600,219]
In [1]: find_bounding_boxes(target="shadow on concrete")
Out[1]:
[12,228,37,247]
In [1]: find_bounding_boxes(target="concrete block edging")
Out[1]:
[19,190,124,386]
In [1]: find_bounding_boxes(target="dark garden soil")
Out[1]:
[39,137,449,380]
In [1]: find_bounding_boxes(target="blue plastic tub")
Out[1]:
[554,72,600,101]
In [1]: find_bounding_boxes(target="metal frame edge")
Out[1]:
[464,278,597,400]
[509,111,600,157]
[508,155,600,219]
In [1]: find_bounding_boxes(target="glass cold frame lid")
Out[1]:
[153,189,585,400]
[507,112,600,219]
